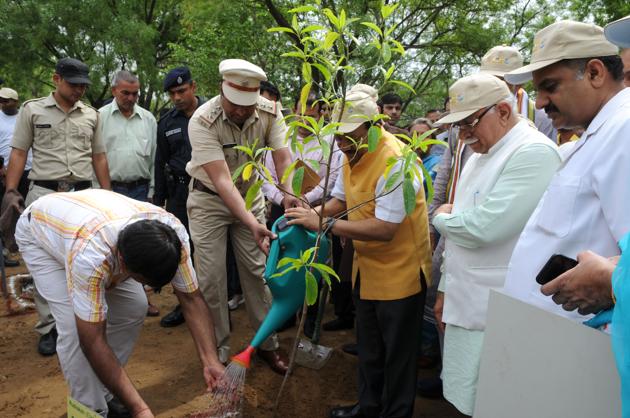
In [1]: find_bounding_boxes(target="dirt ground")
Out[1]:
[0,263,463,418]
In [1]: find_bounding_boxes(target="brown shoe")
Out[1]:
[257,349,288,375]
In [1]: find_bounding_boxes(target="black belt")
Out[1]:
[192,179,219,196]
[111,178,150,188]
[34,180,91,192]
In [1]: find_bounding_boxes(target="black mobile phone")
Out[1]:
[536,254,579,285]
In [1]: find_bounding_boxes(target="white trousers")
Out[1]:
[15,215,147,416]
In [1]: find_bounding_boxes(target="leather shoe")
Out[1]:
[323,317,354,331]
[160,305,185,327]
[330,403,364,418]
[146,302,160,317]
[257,349,289,375]
[416,376,443,399]
[37,327,57,356]
[341,342,358,356]
[107,396,131,418]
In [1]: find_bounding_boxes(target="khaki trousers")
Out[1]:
[187,189,277,363]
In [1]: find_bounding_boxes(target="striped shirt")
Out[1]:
[24,189,197,322]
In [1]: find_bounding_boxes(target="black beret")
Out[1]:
[163,67,192,92]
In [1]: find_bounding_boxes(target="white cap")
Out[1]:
[436,73,511,124]
[0,87,18,101]
[605,15,630,48]
[505,20,619,85]
[479,45,524,78]
[331,84,379,133]
[219,59,267,106]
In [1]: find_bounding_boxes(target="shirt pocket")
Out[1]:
[73,124,93,150]
[34,124,54,148]
[135,135,152,157]
[536,174,581,238]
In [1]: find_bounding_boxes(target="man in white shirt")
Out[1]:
[0,88,32,200]
[431,74,560,416]
[99,71,157,202]
[502,20,629,322]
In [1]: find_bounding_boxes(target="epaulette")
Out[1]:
[21,97,47,108]
[257,95,277,116]
[81,102,99,113]
[197,100,222,129]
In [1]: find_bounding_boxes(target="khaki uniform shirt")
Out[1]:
[11,93,105,181]
[186,95,287,194]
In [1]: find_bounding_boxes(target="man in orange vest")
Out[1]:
[287,84,432,418]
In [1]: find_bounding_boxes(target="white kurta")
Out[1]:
[504,88,630,322]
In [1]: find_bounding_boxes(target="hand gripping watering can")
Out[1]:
[232,216,330,367]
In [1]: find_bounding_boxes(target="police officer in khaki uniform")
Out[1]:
[186,59,299,373]
[4,57,111,356]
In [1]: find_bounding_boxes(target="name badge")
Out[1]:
[35,124,51,128]
[222,143,237,149]
[165,128,182,137]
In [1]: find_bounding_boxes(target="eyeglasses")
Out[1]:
[456,105,495,131]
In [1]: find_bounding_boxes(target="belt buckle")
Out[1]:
[57,181,72,192]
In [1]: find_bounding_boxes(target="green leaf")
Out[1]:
[339,9,346,28]
[271,266,297,278]
[292,166,305,197]
[419,162,434,204]
[289,5,317,14]
[360,22,383,37]
[281,51,307,59]
[277,257,296,269]
[311,63,331,82]
[388,79,416,94]
[384,169,402,191]
[311,262,339,280]
[281,159,299,184]
[305,271,318,305]
[381,3,398,19]
[302,62,312,83]
[245,180,263,210]
[323,8,340,29]
[382,42,392,63]
[231,164,246,182]
[384,64,395,81]
[367,126,380,152]
[299,82,312,115]
[323,31,340,50]
[305,159,320,171]
[403,176,416,215]
[233,145,253,158]
[301,247,316,264]
[301,24,325,33]
[267,27,296,34]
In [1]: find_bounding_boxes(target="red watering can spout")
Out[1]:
[232,345,255,369]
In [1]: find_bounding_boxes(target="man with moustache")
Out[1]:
[501,20,630,322]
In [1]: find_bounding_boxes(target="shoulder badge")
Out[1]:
[257,96,277,116]
[198,98,222,129]
[21,96,47,108]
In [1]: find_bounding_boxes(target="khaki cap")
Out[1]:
[0,87,18,101]
[505,20,619,85]
[436,73,511,124]
[605,15,630,48]
[219,59,267,106]
[331,84,379,133]
[479,45,524,77]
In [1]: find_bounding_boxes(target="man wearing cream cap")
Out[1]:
[431,73,560,415]
[186,58,298,374]
[287,84,432,418]
[501,21,630,324]
[479,45,556,140]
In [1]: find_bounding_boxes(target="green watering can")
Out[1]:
[232,216,330,368]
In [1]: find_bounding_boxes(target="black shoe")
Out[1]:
[3,258,19,267]
[341,342,358,356]
[107,396,131,418]
[37,327,57,356]
[330,403,364,418]
[416,376,443,399]
[323,317,354,331]
[160,305,185,328]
